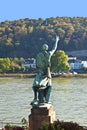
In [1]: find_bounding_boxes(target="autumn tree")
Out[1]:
[51,50,70,72]
[0,58,11,72]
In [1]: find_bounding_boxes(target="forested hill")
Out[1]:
[0,17,87,58]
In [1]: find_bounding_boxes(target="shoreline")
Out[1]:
[0,73,87,78]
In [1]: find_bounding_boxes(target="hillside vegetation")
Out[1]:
[0,17,87,58]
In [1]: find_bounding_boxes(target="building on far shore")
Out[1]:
[21,56,87,72]
[21,58,36,70]
[68,56,87,70]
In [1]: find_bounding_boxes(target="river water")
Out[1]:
[0,77,87,127]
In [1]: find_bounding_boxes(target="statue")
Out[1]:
[31,36,59,106]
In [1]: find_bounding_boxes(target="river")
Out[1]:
[0,77,87,127]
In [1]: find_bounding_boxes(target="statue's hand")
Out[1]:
[56,36,59,43]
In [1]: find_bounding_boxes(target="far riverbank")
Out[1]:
[0,73,87,78]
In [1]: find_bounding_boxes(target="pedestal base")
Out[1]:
[29,104,56,130]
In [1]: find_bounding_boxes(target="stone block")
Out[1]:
[29,104,56,130]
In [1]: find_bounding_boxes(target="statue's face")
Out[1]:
[42,44,48,51]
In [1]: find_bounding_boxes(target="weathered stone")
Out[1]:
[29,104,56,130]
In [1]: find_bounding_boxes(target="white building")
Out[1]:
[70,61,83,70]
[21,59,36,69]
[82,61,87,68]
[68,56,84,70]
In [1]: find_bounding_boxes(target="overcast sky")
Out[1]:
[0,0,87,22]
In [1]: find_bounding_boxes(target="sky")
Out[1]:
[0,0,87,22]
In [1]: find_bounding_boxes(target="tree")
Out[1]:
[0,58,11,72]
[51,50,70,72]
[55,27,65,38]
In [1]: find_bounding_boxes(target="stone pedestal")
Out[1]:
[29,104,56,130]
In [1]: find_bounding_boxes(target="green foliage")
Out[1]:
[39,122,50,130]
[5,123,24,130]
[0,58,23,73]
[21,118,28,130]
[0,17,87,58]
[5,123,12,129]
[51,50,70,72]
[39,120,84,130]
[0,58,11,72]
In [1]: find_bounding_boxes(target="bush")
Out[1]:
[5,123,24,130]
[39,120,85,130]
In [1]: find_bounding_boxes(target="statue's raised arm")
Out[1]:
[56,35,60,44]
[50,36,60,56]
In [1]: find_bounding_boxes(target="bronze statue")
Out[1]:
[31,36,59,106]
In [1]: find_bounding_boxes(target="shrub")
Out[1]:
[39,120,85,130]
